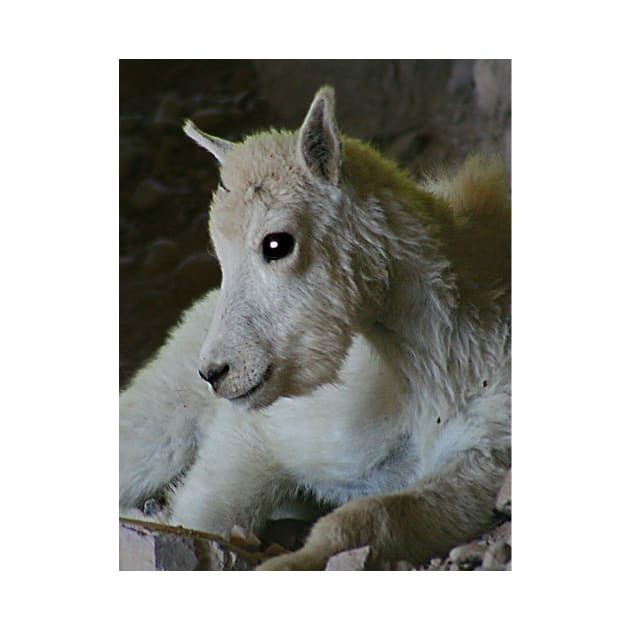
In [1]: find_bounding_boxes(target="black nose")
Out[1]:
[199,364,230,391]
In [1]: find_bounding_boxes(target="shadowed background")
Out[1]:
[119,60,511,389]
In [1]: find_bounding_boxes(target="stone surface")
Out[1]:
[481,519,511,547]
[153,93,182,126]
[130,178,171,211]
[325,546,371,571]
[119,518,257,571]
[474,60,511,121]
[142,239,180,272]
[119,522,156,571]
[189,107,230,130]
[481,541,512,571]
[449,542,487,569]
[418,474,512,571]
[254,60,452,141]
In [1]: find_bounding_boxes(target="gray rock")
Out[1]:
[130,178,170,210]
[474,60,511,121]
[481,520,511,547]
[429,557,443,569]
[119,519,256,571]
[153,93,182,126]
[143,239,180,272]
[449,542,487,569]
[152,136,181,175]
[325,545,370,571]
[119,522,156,571]
[254,60,452,140]
[119,137,140,180]
[189,107,229,131]
[385,130,431,165]
[481,542,512,571]
[448,60,475,95]
[173,253,222,293]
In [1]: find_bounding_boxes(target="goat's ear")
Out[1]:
[183,119,234,164]
[297,86,342,185]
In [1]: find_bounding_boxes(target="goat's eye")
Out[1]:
[262,233,294,262]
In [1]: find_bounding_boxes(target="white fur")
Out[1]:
[120,87,511,567]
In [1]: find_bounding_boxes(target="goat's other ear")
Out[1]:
[183,119,234,164]
[297,86,342,185]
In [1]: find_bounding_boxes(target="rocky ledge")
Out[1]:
[120,469,511,571]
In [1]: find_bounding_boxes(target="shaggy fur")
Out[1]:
[120,86,511,570]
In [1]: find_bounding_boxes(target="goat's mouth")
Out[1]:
[227,365,273,404]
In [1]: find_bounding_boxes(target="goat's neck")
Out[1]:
[351,187,462,411]
[368,249,458,398]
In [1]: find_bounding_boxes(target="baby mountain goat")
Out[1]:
[119,86,511,570]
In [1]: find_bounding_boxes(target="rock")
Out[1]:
[448,60,475,95]
[448,542,487,569]
[385,130,432,164]
[130,178,170,210]
[481,520,511,547]
[143,239,180,272]
[189,107,228,131]
[153,93,182,126]
[119,114,142,133]
[119,216,139,241]
[119,138,135,180]
[119,255,135,270]
[173,253,222,298]
[325,545,370,571]
[253,60,452,140]
[481,542,512,571]
[495,469,511,517]
[119,519,256,570]
[474,60,511,121]
[119,520,156,571]
[152,135,181,175]
[493,541,512,564]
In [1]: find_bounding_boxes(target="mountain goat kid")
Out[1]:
[119,86,511,570]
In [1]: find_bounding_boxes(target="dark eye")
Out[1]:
[262,233,295,262]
